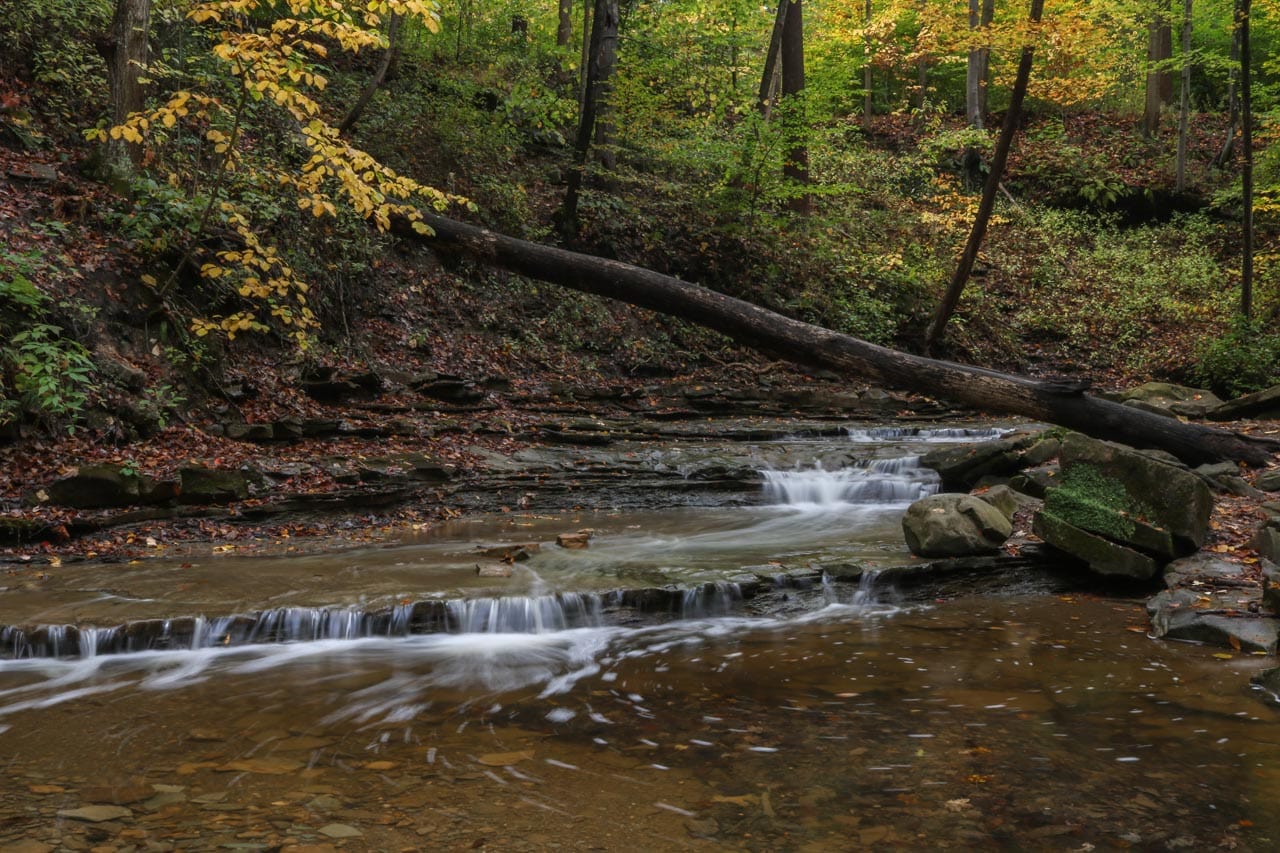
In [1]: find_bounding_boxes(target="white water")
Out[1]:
[761,457,938,508]
[0,456,938,662]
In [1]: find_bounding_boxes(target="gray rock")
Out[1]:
[921,439,1028,491]
[1147,588,1280,653]
[1009,465,1058,499]
[1254,523,1280,565]
[975,484,1040,521]
[178,466,253,503]
[1206,384,1280,420]
[476,562,513,578]
[1195,462,1264,498]
[57,805,132,822]
[1108,382,1222,418]
[1033,512,1160,579]
[1054,433,1212,552]
[318,823,363,839]
[902,494,1012,558]
[1257,469,1280,493]
[47,464,142,508]
[1262,559,1280,615]
[1020,436,1062,467]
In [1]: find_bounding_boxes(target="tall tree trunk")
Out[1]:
[925,0,1044,355]
[1143,0,1173,137]
[393,210,1278,468]
[1175,0,1191,191]
[98,0,151,176]
[1240,0,1253,319]
[1215,23,1240,167]
[558,0,573,47]
[338,14,402,137]
[780,0,810,213]
[757,1,790,117]
[578,0,593,112]
[862,0,874,133]
[560,0,619,237]
[591,0,619,170]
[965,0,994,128]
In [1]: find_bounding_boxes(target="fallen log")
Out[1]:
[395,212,1279,467]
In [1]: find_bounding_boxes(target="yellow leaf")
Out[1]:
[411,220,433,236]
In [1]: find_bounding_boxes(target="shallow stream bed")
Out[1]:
[1,427,1277,850]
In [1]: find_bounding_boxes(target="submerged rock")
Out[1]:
[902,494,1012,558]
[556,530,592,549]
[476,562,513,578]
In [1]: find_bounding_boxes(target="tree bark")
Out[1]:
[965,0,993,128]
[757,1,790,117]
[1174,0,1191,191]
[99,0,151,175]
[558,0,573,47]
[1215,22,1240,167]
[393,210,1277,467]
[925,0,1044,355]
[862,0,873,133]
[338,14,402,138]
[780,0,810,213]
[1143,0,1173,137]
[560,0,618,237]
[1240,0,1253,319]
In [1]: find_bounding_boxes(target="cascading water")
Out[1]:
[844,426,1008,442]
[760,457,939,508]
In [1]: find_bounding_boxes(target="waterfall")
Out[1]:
[680,582,744,618]
[844,426,1007,442]
[761,459,939,507]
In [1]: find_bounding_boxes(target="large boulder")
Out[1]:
[46,464,142,508]
[1206,384,1280,421]
[1104,382,1222,419]
[1034,434,1212,579]
[920,438,1027,492]
[902,493,1012,558]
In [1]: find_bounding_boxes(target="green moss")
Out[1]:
[1044,462,1136,542]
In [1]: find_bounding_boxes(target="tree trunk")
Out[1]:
[757,1,790,117]
[1143,0,1173,137]
[591,0,619,170]
[780,0,810,213]
[99,0,151,175]
[862,0,873,133]
[393,210,1277,467]
[558,0,573,47]
[925,0,1044,355]
[578,0,593,112]
[1240,0,1253,319]
[1215,23,1240,167]
[338,14,402,138]
[965,0,993,128]
[1174,0,1191,191]
[560,0,619,237]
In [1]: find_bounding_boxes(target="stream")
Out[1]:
[1,426,1277,851]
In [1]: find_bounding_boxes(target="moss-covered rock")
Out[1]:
[1056,433,1212,552]
[1033,512,1160,579]
[46,464,143,508]
[178,466,254,504]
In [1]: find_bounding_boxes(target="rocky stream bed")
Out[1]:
[2,378,1280,850]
